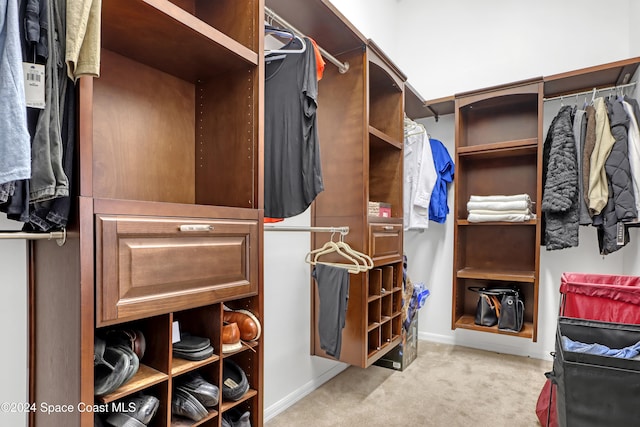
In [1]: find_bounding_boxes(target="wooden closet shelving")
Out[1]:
[30,1,264,426]
[452,78,543,340]
[265,0,406,368]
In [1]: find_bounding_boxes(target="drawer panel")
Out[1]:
[96,215,258,325]
[369,223,403,266]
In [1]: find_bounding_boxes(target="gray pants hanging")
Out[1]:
[313,264,350,359]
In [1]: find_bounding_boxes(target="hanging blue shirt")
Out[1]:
[428,139,454,223]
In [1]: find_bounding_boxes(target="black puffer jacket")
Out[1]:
[542,106,579,250]
[595,98,636,254]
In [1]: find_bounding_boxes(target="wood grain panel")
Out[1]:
[96,215,258,325]
[313,49,366,219]
[93,50,195,204]
[369,222,403,266]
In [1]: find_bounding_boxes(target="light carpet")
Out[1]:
[265,340,552,427]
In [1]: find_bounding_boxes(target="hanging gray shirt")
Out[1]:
[264,36,324,218]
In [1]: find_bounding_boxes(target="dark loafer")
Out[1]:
[113,345,140,386]
[175,372,219,407]
[94,346,131,396]
[105,413,146,427]
[106,393,159,427]
[222,359,249,401]
[172,387,209,422]
[222,409,251,427]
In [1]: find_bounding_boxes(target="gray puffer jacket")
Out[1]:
[542,106,579,250]
[595,98,637,254]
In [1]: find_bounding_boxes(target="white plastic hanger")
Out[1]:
[305,233,372,273]
[265,26,306,55]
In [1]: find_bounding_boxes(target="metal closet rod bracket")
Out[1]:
[0,228,66,246]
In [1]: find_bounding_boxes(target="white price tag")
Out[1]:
[172,321,181,343]
[22,63,45,109]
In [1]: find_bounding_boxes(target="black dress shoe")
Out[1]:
[222,359,249,401]
[172,387,209,421]
[175,372,219,407]
[95,346,131,396]
[106,394,159,427]
[222,409,251,427]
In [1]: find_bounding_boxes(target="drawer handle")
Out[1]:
[179,224,213,232]
[383,226,394,231]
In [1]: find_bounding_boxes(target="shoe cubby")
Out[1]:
[392,315,402,339]
[98,383,168,427]
[381,265,395,294]
[392,289,402,316]
[381,320,392,347]
[172,306,222,376]
[368,328,382,357]
[368,299,381,329]
[381,294,393,321]
[368,268,382,298]
[95,314,171,404]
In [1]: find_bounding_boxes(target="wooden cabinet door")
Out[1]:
[96,215,258,326]
[369,222,403,266]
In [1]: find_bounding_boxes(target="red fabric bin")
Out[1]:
[536,272,640,427]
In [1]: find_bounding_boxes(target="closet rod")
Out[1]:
[264,7,350,74]
[0,228,66,246]
[543,81,637,102]
[264,225,349,236]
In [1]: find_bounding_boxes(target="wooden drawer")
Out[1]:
[96,214,258,326]
[369,222,403,266]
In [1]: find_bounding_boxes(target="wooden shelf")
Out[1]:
[457,268,535,283]
[366,335,401,360]
[457,219,537,226]
[544,57,640,98]
[98,364,168,403]
[171,408,219,427]
[220,389,258,412]
[221,341,259,358]
[369,125,402,149]
[368,322,380,332]
[102,0,258,83]
[172,354,220,377]
[404,82,455,120]
[457,138,538,158]
[454,314,534,339]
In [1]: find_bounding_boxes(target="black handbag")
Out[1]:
[498,290,525,332]
[472,289,501,327]
[470,285,524,331]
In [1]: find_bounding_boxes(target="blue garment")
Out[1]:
[0,0,32,185]
[428,139,454,223]
[562,335,640,359]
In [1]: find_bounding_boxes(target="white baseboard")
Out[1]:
[264,363,349,422]
[418,331,553,361]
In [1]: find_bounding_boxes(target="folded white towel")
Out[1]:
[467,212,535,223]
[468,194,532,203]
[468,209,532,216]
[467,200,531,212]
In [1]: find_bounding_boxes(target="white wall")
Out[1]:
[0,215,29,427]
[263,210,348,419]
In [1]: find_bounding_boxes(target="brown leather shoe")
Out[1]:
[223,309,261,341]
[222,323,241,353]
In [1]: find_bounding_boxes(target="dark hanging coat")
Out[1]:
[595,98,636,254]
[542,106,579,250]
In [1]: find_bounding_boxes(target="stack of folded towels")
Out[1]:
[467,194,535,223]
